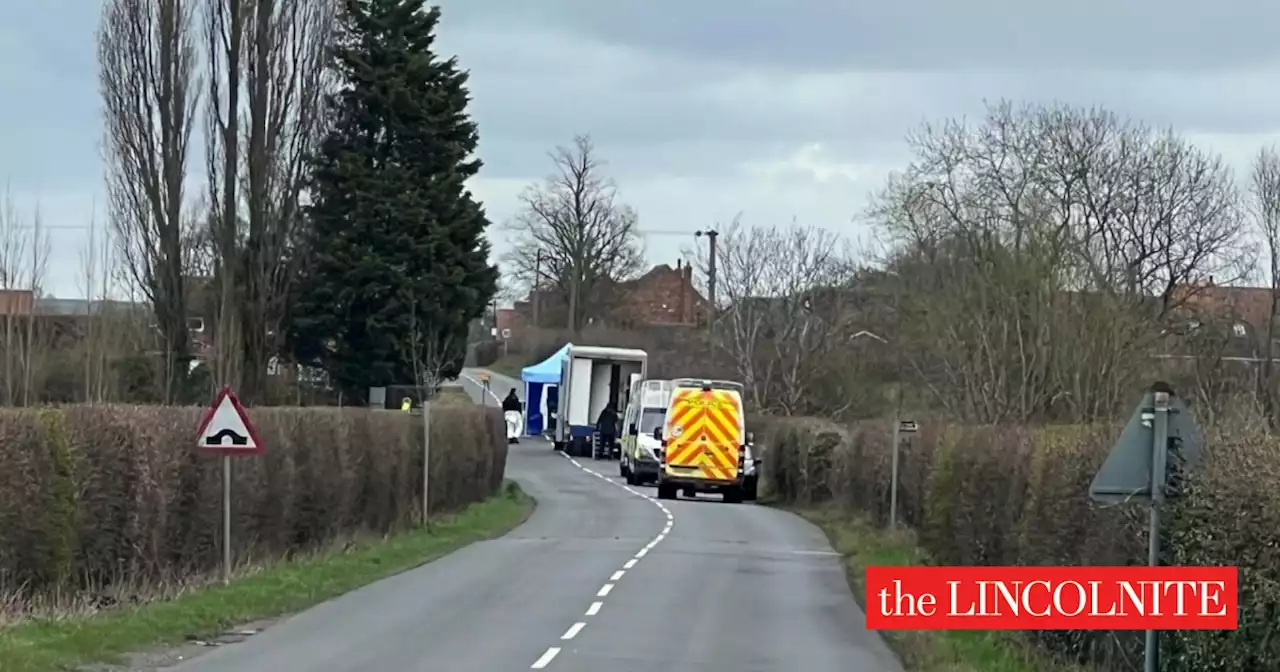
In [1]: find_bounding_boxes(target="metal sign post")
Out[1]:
[222,455,232,582]
[889,418,899,528]
[890,420,917,529]
[1089,382,1202,672]
[423,397,432,525]
[195,386,265,584]
[1144,388,1170,672]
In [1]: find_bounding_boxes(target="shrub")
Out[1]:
[757,416,1280,672]
[0,403,507,604]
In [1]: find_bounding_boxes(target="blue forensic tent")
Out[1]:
[522,343,571,435]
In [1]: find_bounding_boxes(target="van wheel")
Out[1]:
[723,487,743,504]
[744,478,758,501]
[553,441,564,452]
[657,482,677,500]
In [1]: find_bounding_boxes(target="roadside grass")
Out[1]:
[793,506,1086,672]
[0,482,534,672]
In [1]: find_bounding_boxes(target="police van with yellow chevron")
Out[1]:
[651,378,760,503]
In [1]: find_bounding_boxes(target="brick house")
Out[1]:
[495,308,523,337]
[511,260,708,332]
[610,260,707,327]
[0,289,34,316]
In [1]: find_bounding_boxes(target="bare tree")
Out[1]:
[698,218,858,415]
[504,135,644,332]
[98,0,200,403]
[399,292,458,524]
[0,189,27,406]
[869,101,1248,423]
[203,0,333,402]
[1250,146,1280,428]
[239,0,333,403]
[20,207,50,406]
[78,205,101,402]
[204,0,247,391]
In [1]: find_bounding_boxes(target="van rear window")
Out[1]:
[639,408,665,433]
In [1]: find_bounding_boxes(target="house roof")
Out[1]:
[35,297,148,316]
[1177,284,1271,327]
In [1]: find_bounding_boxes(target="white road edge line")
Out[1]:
[531,647,561,669]
[623,559,637,569]
[586,601,603,616]
[597,583,614,597]
[458,372,503,404]
[562,622,586,640]
[610,570,625,581]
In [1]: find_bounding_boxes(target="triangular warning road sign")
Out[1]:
[1089,384,1203,504]
[196,386,265,455]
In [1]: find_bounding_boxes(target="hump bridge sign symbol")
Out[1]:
[196,386,264,455]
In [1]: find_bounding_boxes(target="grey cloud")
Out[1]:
[438,0,1280,72]
[445,15,1280,189]
[0,2,102,192]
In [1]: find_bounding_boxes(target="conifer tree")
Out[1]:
[288,0,497,398]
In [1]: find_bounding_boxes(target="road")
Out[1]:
[165,370,901,672]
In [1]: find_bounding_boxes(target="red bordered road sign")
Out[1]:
[196,386,265,455]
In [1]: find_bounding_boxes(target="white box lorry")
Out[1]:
[554,345,648,457]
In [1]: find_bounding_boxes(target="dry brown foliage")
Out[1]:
[755,415,1280,672]
[0,402,507,616]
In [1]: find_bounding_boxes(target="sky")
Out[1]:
[5,0,1280,299]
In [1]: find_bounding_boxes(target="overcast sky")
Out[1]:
[4,0,1280,299]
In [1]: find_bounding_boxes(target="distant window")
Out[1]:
[1234,323,1248,337]
[187,317,204,332]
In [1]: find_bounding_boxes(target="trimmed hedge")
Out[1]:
[0,404,507,601]
[756,416,1280,672]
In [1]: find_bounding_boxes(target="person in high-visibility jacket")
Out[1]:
[400,397,412,412]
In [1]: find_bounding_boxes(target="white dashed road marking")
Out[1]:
[531,647,560,669]
[461,371,675,670]
[527,447,674,668]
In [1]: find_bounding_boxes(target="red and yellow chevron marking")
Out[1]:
[663,388,743,480]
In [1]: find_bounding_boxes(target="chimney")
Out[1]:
[683,260,694,323]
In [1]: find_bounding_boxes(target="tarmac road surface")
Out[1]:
[163,370,901,672]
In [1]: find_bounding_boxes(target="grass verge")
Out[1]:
[0,482,534,672]
[793,506,1085,672]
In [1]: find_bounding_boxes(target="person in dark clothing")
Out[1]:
[596,401,619,457]
[501,389,522,412]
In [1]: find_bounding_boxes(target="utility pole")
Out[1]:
[532,249,542,328]
[696,229,718,331]
[889,281,905,529]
